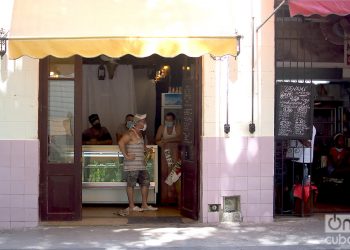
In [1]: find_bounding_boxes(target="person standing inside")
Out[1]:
[155,112,182,205]
[294,125,317,182]
[328,133,350,175]
[118,114,157,214]
[116,114,134,143]
[155,112,182,147]
[82,114,112,145]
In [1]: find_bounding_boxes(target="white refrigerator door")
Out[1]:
[161,106,183,125]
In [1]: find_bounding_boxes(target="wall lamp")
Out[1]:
[97,64,106,80]
[0,28,8,59]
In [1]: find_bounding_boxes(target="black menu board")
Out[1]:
[182,78,194,145]
[275,83,314,139]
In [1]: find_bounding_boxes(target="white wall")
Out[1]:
[203,0,275,138]
[0,57,39,139]
[201,0,275,223]
[0,0,39,139]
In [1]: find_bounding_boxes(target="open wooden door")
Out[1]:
[39,56,82,220]
[180,58,201,220]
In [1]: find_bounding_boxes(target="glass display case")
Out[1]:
[82,145,158,204]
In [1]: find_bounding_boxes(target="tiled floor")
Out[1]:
[41,205,196,226]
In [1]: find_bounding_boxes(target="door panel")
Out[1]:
[39,56,82,221]
[180,58,201,220]
[48,175,75,213]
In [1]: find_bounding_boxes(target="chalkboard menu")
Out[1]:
[182,78,194,145]
[275,83,314,139]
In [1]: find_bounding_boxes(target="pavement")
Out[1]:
[0,214,349,250]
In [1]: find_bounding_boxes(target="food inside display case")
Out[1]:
[82,145,158,204]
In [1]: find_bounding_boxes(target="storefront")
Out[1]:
[0,0,276,229]
[274,0,350,215]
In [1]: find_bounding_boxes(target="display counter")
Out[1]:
[82,145,158,204]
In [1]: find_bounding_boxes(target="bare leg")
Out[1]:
[127,187,135,208]
[141,185,149,208]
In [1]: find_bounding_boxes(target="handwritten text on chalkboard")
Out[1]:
[275,83,313,139]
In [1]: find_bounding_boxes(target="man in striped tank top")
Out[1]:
[118,114,158,214]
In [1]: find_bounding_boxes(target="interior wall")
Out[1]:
[133,69,156,144]
[82,64,136,144]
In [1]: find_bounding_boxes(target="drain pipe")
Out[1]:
[249,17,256,134]
[250,0,286,134]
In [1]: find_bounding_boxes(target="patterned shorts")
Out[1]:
[125,170,150,187]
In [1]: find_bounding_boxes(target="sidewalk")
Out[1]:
[0,214,347,249]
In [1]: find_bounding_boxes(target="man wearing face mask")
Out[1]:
[82,114,113,145]
[116,114,134,143]
[155,112,182,204]
[118,113,158,214]
[155,112,182,147]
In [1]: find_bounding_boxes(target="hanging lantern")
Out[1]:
[98,64,106,80]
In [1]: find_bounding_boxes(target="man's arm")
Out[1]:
[155,125,164,146]
[163,124,182,143]
[298,139,311,147]
[99,127,113,145]
[82,129,91,145]
[118,132,134,160]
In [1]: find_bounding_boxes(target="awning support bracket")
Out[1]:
[256,0,286,32]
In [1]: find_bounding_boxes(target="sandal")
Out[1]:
[142,205,158,211]
[131,206,144,212]
[114,206,143,216]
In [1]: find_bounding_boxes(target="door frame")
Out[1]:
[38,56,83,220]
[38,55,202,221]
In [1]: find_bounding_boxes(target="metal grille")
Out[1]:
[273,2,345,215]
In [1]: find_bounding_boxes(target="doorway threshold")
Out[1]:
[40,206,196,226]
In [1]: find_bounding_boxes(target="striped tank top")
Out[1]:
[123,137,146,171]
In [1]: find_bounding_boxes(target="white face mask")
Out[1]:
[141,124,147,131]
[165,121,174,128]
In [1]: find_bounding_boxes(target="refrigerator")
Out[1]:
[161,93,182,125]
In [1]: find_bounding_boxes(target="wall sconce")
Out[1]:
[0,28,8,59]
[97,64,106,80]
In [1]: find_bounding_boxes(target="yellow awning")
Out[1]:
[8,0,239,59]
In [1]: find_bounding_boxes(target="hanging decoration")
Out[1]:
[98,64,106,80]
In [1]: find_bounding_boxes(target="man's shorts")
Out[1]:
[125,170,150,188]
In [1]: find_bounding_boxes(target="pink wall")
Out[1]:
[0,140,39,229]
[201,136,274,223]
